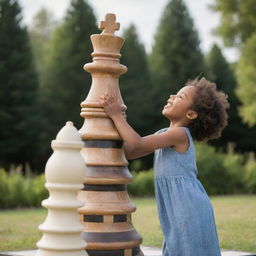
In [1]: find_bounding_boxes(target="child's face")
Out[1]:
[162,85,197,122]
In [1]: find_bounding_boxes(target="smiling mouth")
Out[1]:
[164,103,173,109]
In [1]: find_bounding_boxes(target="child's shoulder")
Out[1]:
[155,126,191,134]
[155,128,168,134]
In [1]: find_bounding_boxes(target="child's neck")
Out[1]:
[169,120,189,128]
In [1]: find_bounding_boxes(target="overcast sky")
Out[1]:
[19,0,238,62]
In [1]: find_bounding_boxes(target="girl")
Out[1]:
[101,77,229,256]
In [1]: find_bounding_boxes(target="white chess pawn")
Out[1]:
[37,121,87,256]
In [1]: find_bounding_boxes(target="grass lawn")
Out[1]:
[0,195,255,252]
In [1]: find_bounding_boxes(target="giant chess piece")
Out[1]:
[37,121,87,256]
[78,13,143,256]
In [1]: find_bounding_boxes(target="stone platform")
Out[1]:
[1,246,255,256]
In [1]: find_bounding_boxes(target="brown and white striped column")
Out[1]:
[78,13,143,256]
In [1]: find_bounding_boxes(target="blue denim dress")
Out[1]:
[154,127,221,256]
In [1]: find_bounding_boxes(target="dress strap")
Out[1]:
[182,127,192,138]
[155,128,168,134]
[182,127,193,151]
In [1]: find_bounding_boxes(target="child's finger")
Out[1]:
[100,99,105,106]
[101,94,110,103]
[101,93,108,100]
[109,95,114,103]
[102,92,109,99]
[100,96,108,105]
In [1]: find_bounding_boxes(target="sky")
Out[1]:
[19,0,238,62]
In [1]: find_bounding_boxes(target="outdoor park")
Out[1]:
[0,0,256,255]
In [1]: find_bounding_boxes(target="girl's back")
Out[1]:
[154,127,197,179]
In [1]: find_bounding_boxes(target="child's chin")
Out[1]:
[162,110,168,117]
[162,110,172,120]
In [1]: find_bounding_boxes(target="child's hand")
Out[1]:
[100,93,126,119]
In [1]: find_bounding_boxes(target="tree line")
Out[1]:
[0,0,256,173]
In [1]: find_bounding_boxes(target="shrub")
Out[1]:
[7,171,27,208]
[32,174,48,207]
[128,143,251,196]
[194,142,245,194]
[0,169,47,209]
[0,169,10,208]
[196,143,233,194]
[223,143,245,193]
[244,153,256,193]
[128,169,155,197]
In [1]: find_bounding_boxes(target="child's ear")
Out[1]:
[186,110,198,120]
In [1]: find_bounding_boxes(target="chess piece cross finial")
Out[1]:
[99,13,120,35]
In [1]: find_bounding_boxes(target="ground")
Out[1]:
[0,195,255,252]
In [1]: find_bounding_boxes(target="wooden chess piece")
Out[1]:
[78,13,143,256]
[37,121,87,256]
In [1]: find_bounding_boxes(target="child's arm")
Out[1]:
[101,93,187,159]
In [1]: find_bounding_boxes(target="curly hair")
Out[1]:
[186,77,230,142]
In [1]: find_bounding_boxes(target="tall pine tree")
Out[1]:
[0,0,39,170]
[120,24,153,136]
[29,8,57,85]
[120,24,155,170]
[206,44,256,151]
[41,0,97,158]
[149,0,204,129]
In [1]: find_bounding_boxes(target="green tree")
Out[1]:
[120,24,155,170]
[29,7,57,84]
[206,44,256,151]
[236,33,256,126]
[149,0,204,129]
[41,0,98,159]
[0,0,39,170]
[212,0,256,47]
[120,24,153,136]
[212,0,256,126]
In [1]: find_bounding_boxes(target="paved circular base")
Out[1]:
[0,246,255,256]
